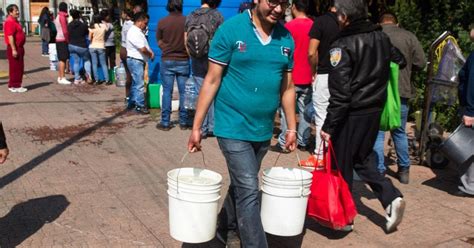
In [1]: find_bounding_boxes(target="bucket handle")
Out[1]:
[272,150,306,197]
[175,151,207,194]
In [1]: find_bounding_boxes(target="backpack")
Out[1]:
[186,9,217,58]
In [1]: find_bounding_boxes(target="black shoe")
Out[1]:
[179,124,192,130]
[216,229,240,247]
[126,103,135,110]
[105,81,113,85]
[156,123,172,131]
[452,190,474,198]
[397,168,409,184]
[134,106,150,114]
[297,144,310,152]
[269,144,290,154]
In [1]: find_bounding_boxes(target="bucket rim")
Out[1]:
[168,190,221,203]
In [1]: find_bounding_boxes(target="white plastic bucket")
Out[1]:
[167,167,222,243]
[261,167,312,236]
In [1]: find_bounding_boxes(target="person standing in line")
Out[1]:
[4,4,27,93]
[184,0,224,138]
[126,12,154,114]
[187,0,296,246]
[156,0,190,131]
[102,9,116,84]
[299,1,339,167]
[39,7,51,56]
[68,9,92,85]
[320,0,405,233]
[0,122,9,164]
[55,2,72,85]
[120,9,134,103]
[373,11,426,183]
[455,23,474,197]
[271,0,313,153]
[89,14,110,85]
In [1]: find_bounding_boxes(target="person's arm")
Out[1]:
[390,45,406,69]
[157,24,164,50]
[187,62,225,152]
[308,38,320,76]
[464,55,474,127]
[60,14,69,43]
[184,32,190,56]
[321,46,353,140]
[0,122,9,164]
[7,35,17,58]
[139,46,154,59]
[280,71,297,151]
[411,36,426,71]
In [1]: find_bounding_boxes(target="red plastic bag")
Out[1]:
[307,140,357,230]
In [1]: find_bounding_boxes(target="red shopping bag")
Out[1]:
[307,140,357,230]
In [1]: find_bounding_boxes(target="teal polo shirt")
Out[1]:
[209,10,294,142]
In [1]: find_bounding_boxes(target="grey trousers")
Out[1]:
[459,160,474,195]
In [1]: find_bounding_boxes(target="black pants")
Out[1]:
[105,46,116,69]
[331,111,402,209]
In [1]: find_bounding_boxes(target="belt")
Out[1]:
[127,56,145,63]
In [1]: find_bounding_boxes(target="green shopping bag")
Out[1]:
[380,62,401,131]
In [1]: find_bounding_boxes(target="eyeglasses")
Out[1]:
[266,0,290,9]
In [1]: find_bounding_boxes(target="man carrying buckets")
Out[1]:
[187,0,296,247]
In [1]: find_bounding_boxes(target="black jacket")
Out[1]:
[68,20,89,48]
[0,122,6,149]
[322,20,404,135]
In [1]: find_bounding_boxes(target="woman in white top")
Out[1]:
[89,14,110,84]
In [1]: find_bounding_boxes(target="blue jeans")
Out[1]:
[41,39,49,54]
[194,75,214,134]
[127,58,145,108]
[217,137,270,248]
[278,85,312,147]
[89,48,109,82]
[160,60,190,127]
[374,98,410,173]
[68,44,91,81]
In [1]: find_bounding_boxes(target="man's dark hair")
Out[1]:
[334,0,367,22]
[293,0,309,13]
[134,11,149,23]
[90,14,102,28]
[70,9,80,19]
[100,9,109,20]
[6,4,18,14]
[379,11,398,24]
[123,9,134,19]
[167,0,183,12]
[59,2,68,12]
[202,0,221,9]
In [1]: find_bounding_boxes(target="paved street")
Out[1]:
[0,38,473,247]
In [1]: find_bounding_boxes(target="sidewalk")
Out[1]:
[0,37,473,247]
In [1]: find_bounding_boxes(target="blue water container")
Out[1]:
[147,0,244,84]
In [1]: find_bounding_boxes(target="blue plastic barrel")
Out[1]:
[147,0,244,83]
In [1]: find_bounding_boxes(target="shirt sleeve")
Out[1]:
[208,25,232,66]
[4,20,15,39]
[308,17,322,40]
[322,46,353,135]
[287,36,295,72]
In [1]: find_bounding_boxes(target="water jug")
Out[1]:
[115,63,127,87]
[184,77,197,110]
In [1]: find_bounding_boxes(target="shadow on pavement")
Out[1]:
[0,49,5,60]
[0,109,128,189]
[27,82,52,91]
[0,67,50,80]
[0,195,70,247]
[422,162,460,194]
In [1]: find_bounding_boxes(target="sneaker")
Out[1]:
[269,144,290,154]
[299,154,324,170]
[58,78,72,85]
[337,223,354,232]
[42,53,49,57]
[397,168,409,184]
[8,87,17,93]
[105,81,113,85]
[15,87,28,93]
[385,197,405,233]
[297,144,310,152]
[73,79,84,85]
[134,106,150,115]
